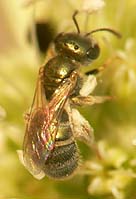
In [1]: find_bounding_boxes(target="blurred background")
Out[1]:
[0,0,136,199]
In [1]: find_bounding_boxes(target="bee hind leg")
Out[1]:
[71,108,102,159]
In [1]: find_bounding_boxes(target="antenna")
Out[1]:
[85,28,122,38]
[72,10,80,34]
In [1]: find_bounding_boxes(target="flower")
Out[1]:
[82,0,105,13]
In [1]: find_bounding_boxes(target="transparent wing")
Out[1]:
[20,67,78,179]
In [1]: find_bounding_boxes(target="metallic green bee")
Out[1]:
[19,11,121,180]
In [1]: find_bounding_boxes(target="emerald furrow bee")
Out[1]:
[18,11,121,180]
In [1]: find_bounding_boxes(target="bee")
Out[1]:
[18,11,121,180]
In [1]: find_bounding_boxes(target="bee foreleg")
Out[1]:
[85,54,121,76]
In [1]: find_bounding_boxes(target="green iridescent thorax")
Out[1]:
[43,56,79,100]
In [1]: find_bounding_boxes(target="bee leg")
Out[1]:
[85,54,122,76]
[73,74,112,106]
[71,108,94,144]
[85,68,101,76]
[70,108,101,159]
[71,95,112,106]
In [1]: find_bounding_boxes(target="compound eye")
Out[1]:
[87,43,100,60]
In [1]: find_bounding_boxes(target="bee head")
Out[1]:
[54,33,100,65]
[54,10,121,66]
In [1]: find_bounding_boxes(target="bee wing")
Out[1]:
[20,68,78,179]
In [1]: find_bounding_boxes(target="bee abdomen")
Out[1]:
[44,142,79,179]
